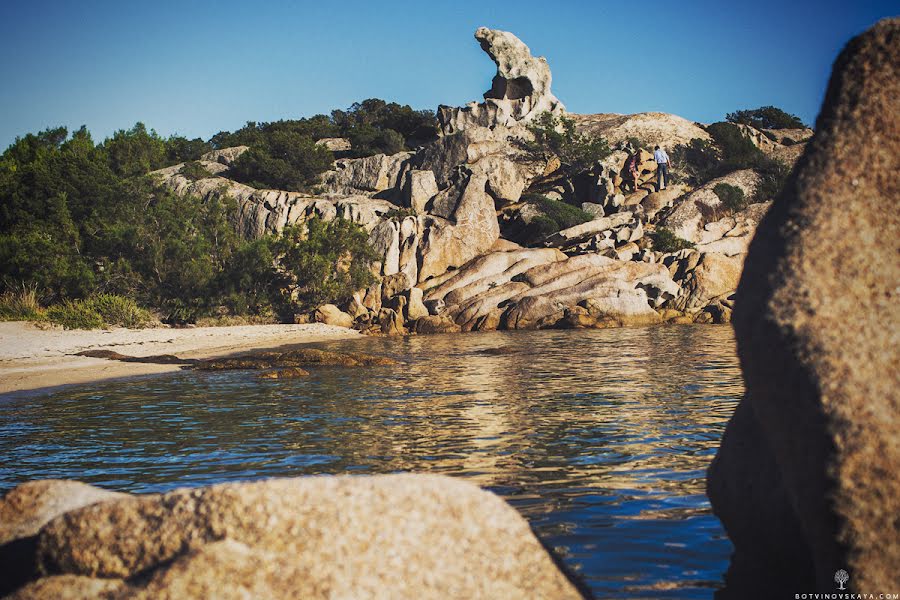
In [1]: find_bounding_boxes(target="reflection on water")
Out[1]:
[0,326,741,598]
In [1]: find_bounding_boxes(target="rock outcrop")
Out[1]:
[148,25,789,336]
[570,112,711,148]
[152,165,396,239]
[1,475,587,599]
[656,170,760,243]
[707,18,900,596]
[437,27,564,135]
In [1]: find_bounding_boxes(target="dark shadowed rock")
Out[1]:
[708,18,900,596]
[10,474,586,599]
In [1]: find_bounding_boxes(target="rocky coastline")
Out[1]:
[151,27,813,337]
[1,18,896,599]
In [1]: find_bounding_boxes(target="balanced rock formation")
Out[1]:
[1,475,587,599]
[437,27,564,135]
[707,17,899,596]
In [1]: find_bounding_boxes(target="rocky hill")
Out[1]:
[153,27,812,335]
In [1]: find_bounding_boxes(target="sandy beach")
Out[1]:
[0,321,362,395]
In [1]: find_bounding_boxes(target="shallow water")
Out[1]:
[0,326,741,598]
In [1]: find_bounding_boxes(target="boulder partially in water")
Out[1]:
[708,17,900,596]
[195,348,396,371]
[1,475,587,599]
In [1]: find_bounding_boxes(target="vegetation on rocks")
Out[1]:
[518,194,594,245]
[214,99,438,191]
[269,218,377,316]
[649,227,695,253]
[713,183,748,212]
[671,121,790,202]
[179,160,214,181]
[522,112,612,177]
[726,105,805,129]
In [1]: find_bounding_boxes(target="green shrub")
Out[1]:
[726,106,805,129]
[89,294,154,328]
[179,161,213,181]
[514,194,594,246]
[674,124,792,202]
[228,131,333,191]
[331,98,438,154]
[713,183,748,213]
[271,217,377,314]
[650,228,695,253]
[0,284,44,321]
[46,299,105,329]
[382,207,417,219]
[165,136,212,164]
[521,112,612,176]
[671,138,720,186]
[753,160,791,203]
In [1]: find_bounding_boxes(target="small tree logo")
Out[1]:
[834,569,849,590]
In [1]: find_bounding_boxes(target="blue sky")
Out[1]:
[0,0,895,147]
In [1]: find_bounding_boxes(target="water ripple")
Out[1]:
[0,326,741,599]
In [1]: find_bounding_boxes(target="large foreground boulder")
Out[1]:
[707,18,900,596]
[1,475,587,599]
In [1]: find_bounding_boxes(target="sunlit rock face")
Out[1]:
[708,17,900,597]
[1,475,587,599]
[437,27,565,135]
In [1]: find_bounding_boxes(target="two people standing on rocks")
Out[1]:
[653,145,670,191]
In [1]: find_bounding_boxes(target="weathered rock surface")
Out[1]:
[200,146,249,166]
[671,252,745,311]
[570,112,711,148]
[708,18,900,596]
[313,304,354,328]
[315,137,351,152]
[657,170,760,243]
[152,169,396,239]
[3,475,586,599]
[426,251,679,331]
[0,481,126,547]
[321,151,413,196]
[438,27,564,135]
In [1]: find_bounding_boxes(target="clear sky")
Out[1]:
[0,0,895,148]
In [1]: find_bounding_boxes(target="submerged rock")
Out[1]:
[256,367,310,380]
[2,475,587,599]
[708,18,900,596]
[195,348,395,371]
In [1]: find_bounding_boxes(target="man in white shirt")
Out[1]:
[653,145,670,191]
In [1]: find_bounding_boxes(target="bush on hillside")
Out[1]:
[713,183,748,213]
[672,122,790,202]
[271,217,377,314]
[228,130,333,191]
[521,112,612,177]
[512,194,594,246]
[726,106,805,130]
[179,161,213,181]
[650,227,695,253]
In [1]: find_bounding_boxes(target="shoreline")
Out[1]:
[0,321,362,396]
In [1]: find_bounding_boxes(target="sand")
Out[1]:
[0,321,362,395]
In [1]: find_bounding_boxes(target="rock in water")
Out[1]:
[2,475,587,599]
[437,27,564,135]
[707,18,900,596]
